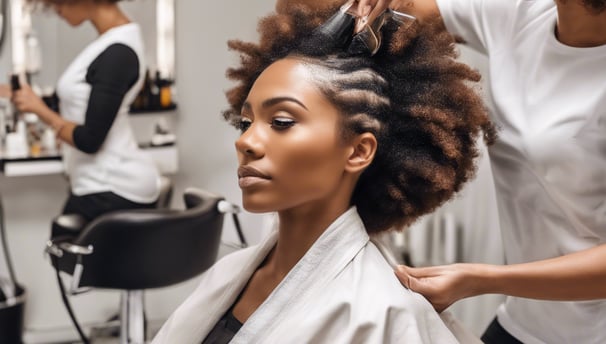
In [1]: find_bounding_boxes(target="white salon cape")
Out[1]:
[153,208,479,343]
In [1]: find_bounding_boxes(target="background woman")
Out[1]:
[7,0,160,238]
[153,3,494,343]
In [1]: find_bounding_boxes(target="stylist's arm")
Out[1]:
[12,82,76,146]
[396,244,606,313]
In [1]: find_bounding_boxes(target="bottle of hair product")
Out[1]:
[131,69,152,112]
[155,71,173,109]
[159,80,172,108]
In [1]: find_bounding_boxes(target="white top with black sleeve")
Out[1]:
[57,23,160,203]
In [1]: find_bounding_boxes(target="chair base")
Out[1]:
[120,290,145,344]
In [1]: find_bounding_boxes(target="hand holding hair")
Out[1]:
[355,0,441,25]
[397,243,606,313]
[395,264,483,313]
[354,0,392,30]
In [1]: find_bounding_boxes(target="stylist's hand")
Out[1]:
[356,0,391,17]
[350,0,388,32]
[395,263,481,313]
[354,0,410,29]
[12,83,48,115]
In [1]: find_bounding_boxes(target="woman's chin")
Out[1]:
[241,202,274,214]
[241,196,280,214]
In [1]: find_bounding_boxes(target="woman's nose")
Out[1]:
[235,126,264,159]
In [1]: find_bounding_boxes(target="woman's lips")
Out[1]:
[238,165,271,188]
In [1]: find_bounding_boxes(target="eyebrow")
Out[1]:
[242,96,308,112]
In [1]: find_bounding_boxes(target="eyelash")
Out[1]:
[238,118,252,132]
[237,117,296,132]
[270,118,295,130]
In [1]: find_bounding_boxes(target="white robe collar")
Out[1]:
[233,207,368,342]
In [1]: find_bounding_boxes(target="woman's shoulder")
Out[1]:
[99,23,143,53]
[345,242,435,311]
[292,242,461,343]
[68,23,143,70]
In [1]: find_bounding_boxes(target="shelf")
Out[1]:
[1,143,178,176]
[129,104,177,115]
[2,156,63,177]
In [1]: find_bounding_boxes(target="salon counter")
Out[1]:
[1,110,178,177]
[0,154,64,176]
[0,143,178,177]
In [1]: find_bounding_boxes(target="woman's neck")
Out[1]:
[230,203,351,324]
[232,176,358,323]
[90,3,131,35]
[266,201,351,279]
[556,2,606,47]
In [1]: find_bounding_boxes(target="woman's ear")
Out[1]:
[345,132,377,174]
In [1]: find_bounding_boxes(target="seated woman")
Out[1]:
[153,2,494,343]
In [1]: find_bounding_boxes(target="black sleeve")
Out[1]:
[73,43,140,154]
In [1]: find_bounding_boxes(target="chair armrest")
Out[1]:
[44,240,94,295]
[59,242,94,255]
[217,200,240,214]
[45,240,94,257]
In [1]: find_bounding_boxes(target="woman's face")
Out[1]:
[235,58,354,214]
[50,1,91,27]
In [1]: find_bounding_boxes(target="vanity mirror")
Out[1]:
[0,0,6,55]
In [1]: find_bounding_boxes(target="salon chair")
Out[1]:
[51,175,175,240]
[45,186,241,344]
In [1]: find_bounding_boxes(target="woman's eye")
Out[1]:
[271,118,295,131]
[238,118,252,132]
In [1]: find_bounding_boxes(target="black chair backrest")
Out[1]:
[70,188,224,290]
